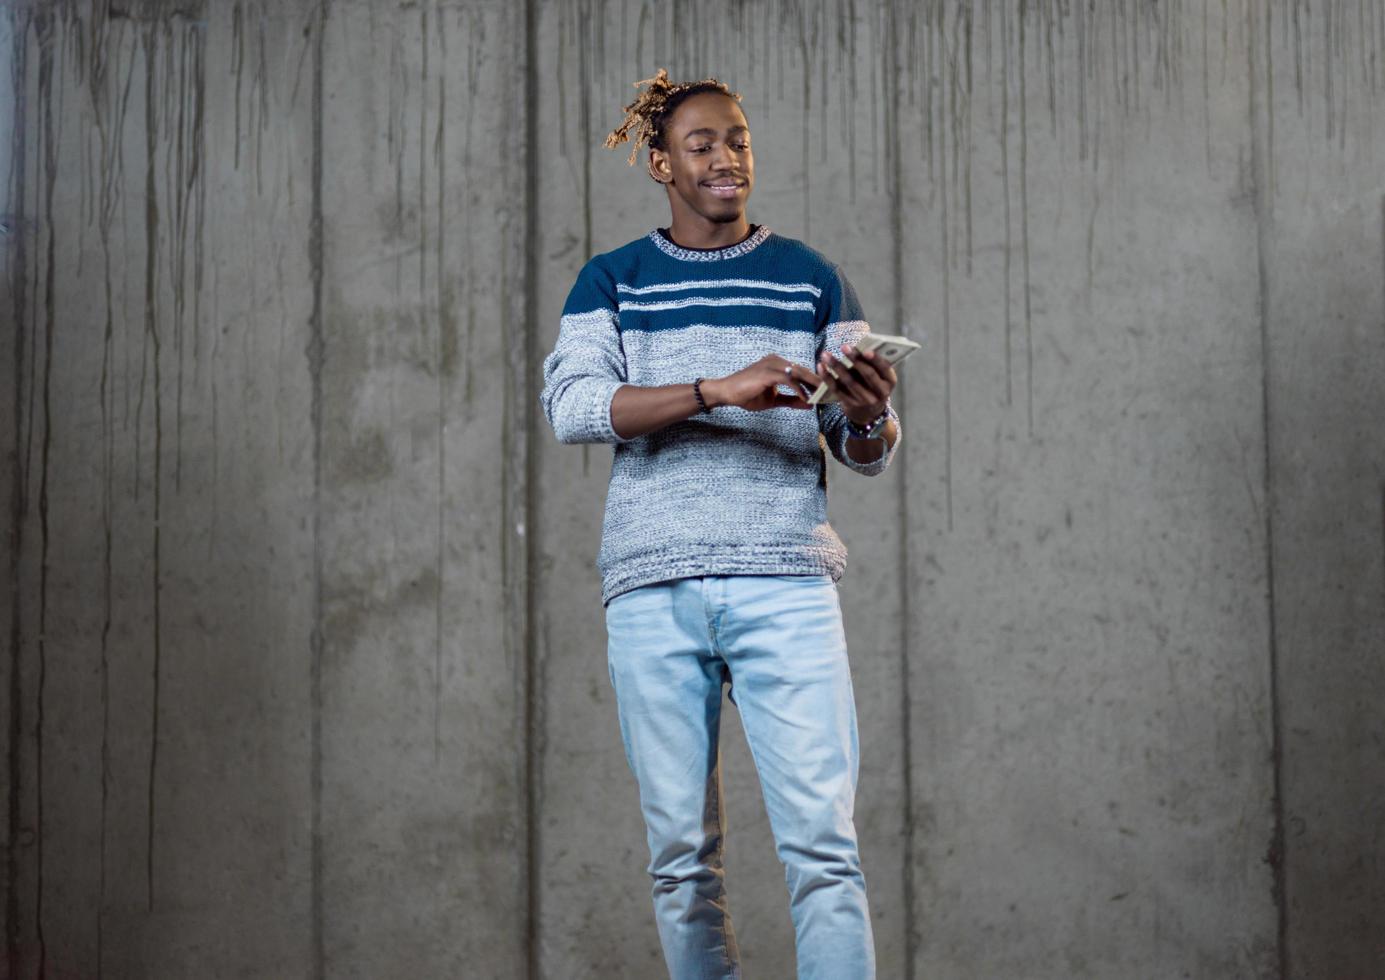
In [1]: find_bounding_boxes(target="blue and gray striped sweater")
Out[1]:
[539,224,902,606]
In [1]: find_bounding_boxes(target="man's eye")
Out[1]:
[693,146,710,153]
[732,143,749,150]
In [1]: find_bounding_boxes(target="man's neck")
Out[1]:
[664,213,752,250]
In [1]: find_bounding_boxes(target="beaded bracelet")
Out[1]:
[845,405,890,440]
[692,377,711,414]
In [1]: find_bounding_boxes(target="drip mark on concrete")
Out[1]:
[523,2,542,976]
[939,21,953,534]
[434,2,448,769]
[34,11,56,971]
[1020,0,1034,436]
[885,8,917,977]
[1248,5,1288,972]
[1002,4,1012,407]
[7,9,32,976]
[141,20,165,915]
[89,6,139,970]
[1267,0,1276,197]
[308,3,325,977]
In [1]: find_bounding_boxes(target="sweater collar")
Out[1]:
[648,224,770,262]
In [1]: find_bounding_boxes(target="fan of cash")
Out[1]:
[804,332,920,406]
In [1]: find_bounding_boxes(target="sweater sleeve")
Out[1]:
[539,260,635,445]
[815,264,902,477]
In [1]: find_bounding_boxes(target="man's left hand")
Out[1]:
[818,344,897,424]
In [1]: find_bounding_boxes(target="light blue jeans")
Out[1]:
[604,573,876,980]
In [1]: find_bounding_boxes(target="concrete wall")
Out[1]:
[2,2,1381,978]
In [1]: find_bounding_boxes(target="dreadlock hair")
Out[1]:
[604,68,743,173]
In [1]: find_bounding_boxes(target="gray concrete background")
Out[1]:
[2,1,1382,978]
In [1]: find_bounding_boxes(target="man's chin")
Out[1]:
[704,206,748,224]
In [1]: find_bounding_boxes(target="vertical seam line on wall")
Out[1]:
[6,9,31,979]
[309,3,327,978]
[886,2,916,977]
[1248,3,1288,976]
[523,0,541,976]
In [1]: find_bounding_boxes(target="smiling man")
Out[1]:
[539,69,900,980]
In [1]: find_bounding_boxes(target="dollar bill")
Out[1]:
[805,332,921,406]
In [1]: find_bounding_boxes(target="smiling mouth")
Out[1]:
[703,181,746,197]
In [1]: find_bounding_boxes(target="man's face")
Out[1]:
[651,92,754,223]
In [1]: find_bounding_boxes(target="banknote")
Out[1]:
[805,332,921,405]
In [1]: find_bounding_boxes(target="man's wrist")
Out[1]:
[844,402,886,424]
[699,377,726,410]
[844,404,890,436]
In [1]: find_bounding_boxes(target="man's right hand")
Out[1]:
[705,355,825,412]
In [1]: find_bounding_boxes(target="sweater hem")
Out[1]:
[600,547,847,606]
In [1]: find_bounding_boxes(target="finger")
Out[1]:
[773,363,821,403]
[864,354,897,387]
[842,343,886,372]
[772,391,814,409]
[816,364,848,406]
[781,373,808,401]
[822,353,861,397]
[842,349,893,400]
[837,371,883,413]
[859,350,898,389]
[785,367,825,404]
[818,352,851,383]
[847,356,891,401]
[783,361,824,388]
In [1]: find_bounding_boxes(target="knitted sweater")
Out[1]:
[539,224,902,606]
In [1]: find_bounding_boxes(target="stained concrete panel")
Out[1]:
[529,4,655,975]
[1257,4,1385,974]
[4,3,318,976]
[317,1,527,976]
[897,4,1278,976]
[0,6,18,964]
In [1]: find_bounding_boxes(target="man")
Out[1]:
[538,68,900,980]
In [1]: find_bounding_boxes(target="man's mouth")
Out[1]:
[703,179,746,199]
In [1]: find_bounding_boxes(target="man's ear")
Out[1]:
[647,149,672,184]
